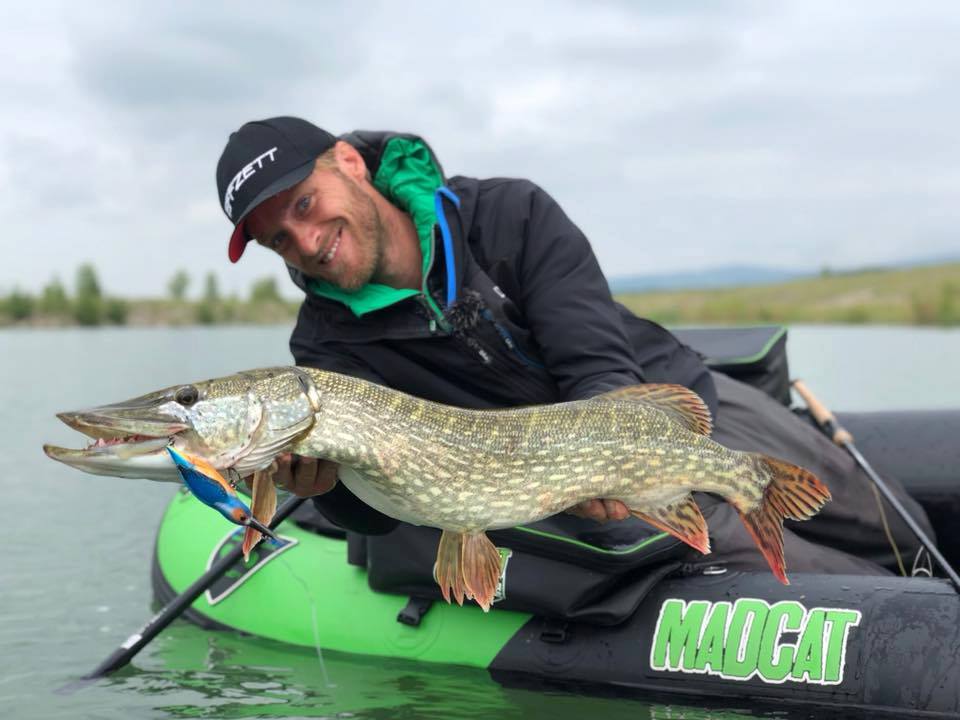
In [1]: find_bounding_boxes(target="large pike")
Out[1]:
[44,367,830,610]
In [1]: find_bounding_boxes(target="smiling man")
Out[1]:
[215,116,934,577]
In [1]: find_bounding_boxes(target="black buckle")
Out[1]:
[539,619,569,644]
[396,597,434,627]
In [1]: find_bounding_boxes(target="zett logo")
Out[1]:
[223,146,279,219]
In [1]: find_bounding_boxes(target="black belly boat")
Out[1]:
[152,327,960,717]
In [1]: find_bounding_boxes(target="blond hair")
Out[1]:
[313,144,372,181]
[314,147,338,171]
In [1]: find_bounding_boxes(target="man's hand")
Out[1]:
[245,453,338,497]
[566,498,630,523]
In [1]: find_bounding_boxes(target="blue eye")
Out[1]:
[296,195,311,214]
[262,234,286,252]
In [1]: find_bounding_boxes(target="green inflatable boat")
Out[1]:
[152,327,960,717]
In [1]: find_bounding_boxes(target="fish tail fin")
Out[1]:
[629,494,711,554]
[734,455,832,585]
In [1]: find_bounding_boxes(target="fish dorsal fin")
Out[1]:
[593,383,713,436]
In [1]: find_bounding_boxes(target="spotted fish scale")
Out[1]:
[286,370,831,609]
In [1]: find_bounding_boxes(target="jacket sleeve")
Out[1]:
[289,301,400,535]
[507,182,646,401]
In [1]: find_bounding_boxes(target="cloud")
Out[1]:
[1,0,959,300]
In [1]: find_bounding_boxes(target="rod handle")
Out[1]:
[791,379,853,446]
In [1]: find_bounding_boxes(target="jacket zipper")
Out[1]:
[418,223,450,334]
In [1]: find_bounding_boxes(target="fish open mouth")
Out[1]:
[85,433,165,450]
[44,432,173,462]
[43,408,190,480]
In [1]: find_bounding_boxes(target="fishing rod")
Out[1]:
[792,379,960,593]
[59,494,307,692]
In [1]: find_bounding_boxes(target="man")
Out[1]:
[216,116,933,576]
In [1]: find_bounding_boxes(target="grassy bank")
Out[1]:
[0,297,300,328]
[615,263,960,326]
[3,262,959,328]
[0,266,300,328]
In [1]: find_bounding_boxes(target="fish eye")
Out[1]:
[175,385,200,406]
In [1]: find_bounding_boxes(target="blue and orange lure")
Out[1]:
[166,446,278,542]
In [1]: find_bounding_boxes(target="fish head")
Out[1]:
[43,367,321,482]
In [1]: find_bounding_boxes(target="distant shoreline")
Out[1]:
[0,298,301,329]
[616,261,959,327]
[3,262,957,329]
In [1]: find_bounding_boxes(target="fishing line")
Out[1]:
[870,482,907,577]
[276,550,334,688]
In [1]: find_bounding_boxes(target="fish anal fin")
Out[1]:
[242,463,278,561]
[461,532,502,612]
[733,454,832,585]
[629,494,711,554]
[435,530,468,606]
[594,383,713,436]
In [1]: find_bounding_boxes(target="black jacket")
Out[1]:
[289,131,716,532]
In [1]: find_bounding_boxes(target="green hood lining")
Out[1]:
[306,136,445,317]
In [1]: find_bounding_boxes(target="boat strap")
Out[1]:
[539,618,570,644]
[396,596,434,627]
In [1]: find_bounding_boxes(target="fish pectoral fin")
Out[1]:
[629,494,711,555]
[461,532,502,613]
[242,462,278,561]
[593,384,713,436]
[435,530,468,606]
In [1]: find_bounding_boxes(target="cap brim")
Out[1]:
[226,160,317,263]
[228,223,249,263]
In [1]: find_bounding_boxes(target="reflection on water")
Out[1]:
[112,626,760,720]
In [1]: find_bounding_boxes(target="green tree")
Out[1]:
[194,272,222,324]
[221,296,237,322]
[168,270,190,301]
[40,277,71,316]
[203,272,220,303]
[74,264,102,325]
[194,303,215,324]
[250,277,281,304]
[6,289,34,320]
[104,298,129,325]
[76,264,101,299]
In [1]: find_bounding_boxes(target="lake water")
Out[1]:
[2,324,958,719]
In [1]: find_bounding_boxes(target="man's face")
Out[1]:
[245,163,386,292]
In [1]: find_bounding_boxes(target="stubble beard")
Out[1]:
[331,175,387,293]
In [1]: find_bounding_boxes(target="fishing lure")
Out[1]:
[166,446,278,543]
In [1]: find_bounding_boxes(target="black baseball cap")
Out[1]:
[216,116,337,262]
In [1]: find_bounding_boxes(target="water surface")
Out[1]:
[2,324,957,719]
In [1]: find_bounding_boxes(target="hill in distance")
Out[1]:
[608,254,960,293]
[607,265,804,293]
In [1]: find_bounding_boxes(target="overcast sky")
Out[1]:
[1,1,958,299]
